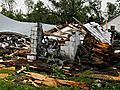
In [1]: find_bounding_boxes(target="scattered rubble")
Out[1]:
[0,32,30,49]
[26,72,88,90]
[0,21,120,89]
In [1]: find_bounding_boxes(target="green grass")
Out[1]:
[0,80,40,90]
[0,66,120,90]
[91,81,120,90]
[0,78,119,90]
[0,79,82,90]
[0,70,13,75]
[0,73,120,90]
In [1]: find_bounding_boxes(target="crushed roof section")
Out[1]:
[84,22,111,44]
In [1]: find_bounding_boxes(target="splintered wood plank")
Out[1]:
[34,79,57,87]
[26,72,88,90]
[0,74,8,78]
[0,67,15,71]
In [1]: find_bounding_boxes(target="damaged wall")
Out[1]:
[103,15,120,33]
[43,22,111,60]
[60,31,84,60]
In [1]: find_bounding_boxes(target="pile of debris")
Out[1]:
[42,22,111,61]
[0,21,120,89]
[0,32,30,49]
[0,21,119,74]
[0,64,88,89]
[25,72,88,89]
[0,32,31,62]
[43,23,86,60]
[37,21,120,76]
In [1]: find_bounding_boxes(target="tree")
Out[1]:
[0,0,106,24]
[24,0,34,14]
[1,0,17,19]
[25,0,49,22]
[49,0,89,24]
[48,0,105,24]
[107,2,116,20]
[86,0,104,24]
[115,0,120,14]
[1,0,27,22]
[2,0,16,12]
[14,9,26,22]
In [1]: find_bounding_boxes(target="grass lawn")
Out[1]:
[0,68,120,90]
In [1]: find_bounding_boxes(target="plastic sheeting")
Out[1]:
[0,13,56,37]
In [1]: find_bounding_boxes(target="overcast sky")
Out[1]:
[0,0,49,13]
[101,0,115,10]
[0,0,116,13]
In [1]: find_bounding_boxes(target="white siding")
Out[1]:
[60,32,84,60]
[103,15,120,32]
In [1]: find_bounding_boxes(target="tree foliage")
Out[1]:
[1,0,17,19]
[0,0,111,24]
[49,0,89,23]
[2,0,16,12]
[25,0,48,22]
[24,0,34,14]
[107,2,116,20]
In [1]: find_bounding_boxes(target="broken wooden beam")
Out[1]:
[26,72,88,90]
[0,66,15,71]
[44,32,67,38]
[0,74,9,78]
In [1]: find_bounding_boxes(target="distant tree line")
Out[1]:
[0,0,119,24]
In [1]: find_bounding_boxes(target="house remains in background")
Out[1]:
[1,13,120,85]
[41,22,111,60]
[104,14,120,33]
[0,13,113,62]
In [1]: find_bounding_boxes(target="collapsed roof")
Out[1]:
[0,13,56,37]
[42,22,111,60]
[45,22,111,45]
[84,22,111,44]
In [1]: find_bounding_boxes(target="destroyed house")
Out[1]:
[0,13,112,61]
[43,22,111,60]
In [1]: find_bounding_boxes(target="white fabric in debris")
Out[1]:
[84,22,111,44]
[0,13,56,37]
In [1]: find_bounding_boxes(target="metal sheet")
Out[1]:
[84,22,111,44]
[0,13,56,37]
